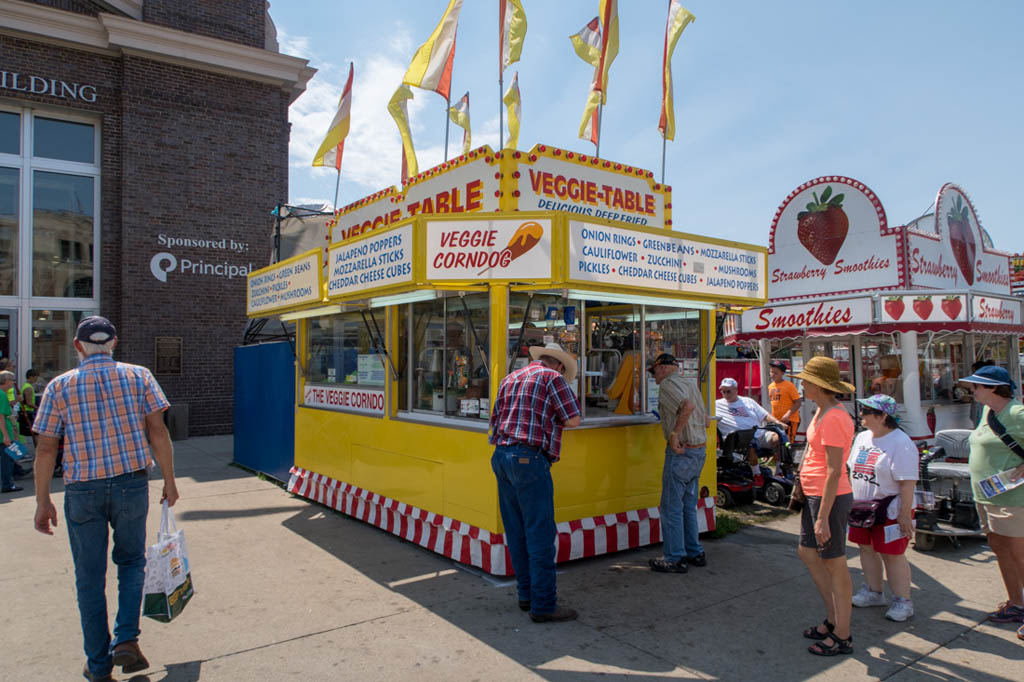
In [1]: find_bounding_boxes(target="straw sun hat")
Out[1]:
[529,342,578,382]
[795,356,855,394]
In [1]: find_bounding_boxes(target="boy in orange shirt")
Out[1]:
[768,360,802,442]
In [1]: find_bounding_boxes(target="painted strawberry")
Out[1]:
[946,195,976,285]
[940,295,962,319]
[913,296,933,320]
[797,185,849,266]
[884,296,905,320]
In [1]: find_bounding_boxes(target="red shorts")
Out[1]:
[848,519,910,555]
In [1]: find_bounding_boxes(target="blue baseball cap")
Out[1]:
[960,364,1017,391]
[856,394,899,423]
[75,316,116,344]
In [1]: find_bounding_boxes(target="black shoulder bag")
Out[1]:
[986,409,1024,461]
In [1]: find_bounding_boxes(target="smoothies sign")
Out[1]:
[303,384,385,415]
[768,176,900,300]
[905,183,1011,294]
[327,225,413,297]
[426,218,551,280]
[971,295,1022,325]
[246,249,322,315]
[880,294,967,323]
[740,297,872,333]
[568,222,764,300]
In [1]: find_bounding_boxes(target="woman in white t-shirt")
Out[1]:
[847,394,919,623]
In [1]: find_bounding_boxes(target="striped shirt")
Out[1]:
[489,361,581,462]
[658,375,706,445]
[33,354,170,483]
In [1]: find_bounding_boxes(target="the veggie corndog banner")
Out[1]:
[426,218,551,280]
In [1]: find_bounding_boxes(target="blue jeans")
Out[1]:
[65,470,149,677]
[491,444,557,614]
[1,450,13,489]
[659,445,705,562]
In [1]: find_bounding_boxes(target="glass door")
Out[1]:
[0,308,16,368]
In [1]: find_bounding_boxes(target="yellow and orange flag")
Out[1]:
[659,1,695,141]
[593,0,619,105]
[312,62,354,169]
[387,84,418,180]
[448,91,471,155]
[403,0,463,101]
[500,0,527,69]
[503,72,521,149]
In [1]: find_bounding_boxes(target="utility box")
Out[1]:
[164,403,190,441]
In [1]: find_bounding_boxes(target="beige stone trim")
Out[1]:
[0,0,315,102]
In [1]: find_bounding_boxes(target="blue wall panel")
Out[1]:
[233,342,294,482]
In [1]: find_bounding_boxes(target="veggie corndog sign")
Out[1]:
[426,219,551,280]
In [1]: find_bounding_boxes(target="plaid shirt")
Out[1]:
[33,354,170,483]
[489,361,581,462]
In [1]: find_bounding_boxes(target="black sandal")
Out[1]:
[808,634,853,656]
[802,619,834,640]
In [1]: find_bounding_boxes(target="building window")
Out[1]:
[0,167,17,295]
[33,117,94,164]
[0,106,99,383]
[0,112,18,155]
[33,171,94,297]
[32,310,89,382]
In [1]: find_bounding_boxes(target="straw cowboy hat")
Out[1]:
[795,356,855,394]
[529,342,578,383]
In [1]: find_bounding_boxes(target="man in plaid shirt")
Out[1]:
[32,316,177,682]
[490,342,581,623]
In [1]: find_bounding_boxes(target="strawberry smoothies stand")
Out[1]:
[726,177,1022,441]
[245,145,766,575]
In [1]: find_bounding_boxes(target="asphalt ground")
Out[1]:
[2,435,1021,681]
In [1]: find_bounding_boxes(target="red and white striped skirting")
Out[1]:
[287,466,716,576]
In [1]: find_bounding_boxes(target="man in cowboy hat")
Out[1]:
[647,353,710,573]
[489,342,581,623]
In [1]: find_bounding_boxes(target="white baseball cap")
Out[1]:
[719,377,738,389]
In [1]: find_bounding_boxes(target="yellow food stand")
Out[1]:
[246,144,767,575]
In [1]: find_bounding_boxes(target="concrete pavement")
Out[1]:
[2,435,1021,681]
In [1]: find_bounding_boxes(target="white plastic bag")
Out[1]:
[142,501,194,622]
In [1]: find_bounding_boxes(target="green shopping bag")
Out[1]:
[142,501,194,622]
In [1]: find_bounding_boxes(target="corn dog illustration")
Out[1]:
[478,221,544,275]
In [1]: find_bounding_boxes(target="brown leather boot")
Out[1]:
[112,640,150,673]
[529,605,578,623]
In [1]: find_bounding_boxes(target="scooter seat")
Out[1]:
[926,461,971,480]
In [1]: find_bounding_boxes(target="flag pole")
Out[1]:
[333,165,342,212]
[443,95,451,162]
[660,132,667,185]
[499,2,505,152]
[595,101,603,158]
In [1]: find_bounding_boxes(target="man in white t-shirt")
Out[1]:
[716,378,786,480]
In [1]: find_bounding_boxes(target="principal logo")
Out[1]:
[151,252,177,282]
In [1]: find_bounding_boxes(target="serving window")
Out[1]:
[400,292,491,421]
[305,310,386,386]
[917,333,966,403]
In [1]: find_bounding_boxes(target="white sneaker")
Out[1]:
[886,597,914,622]
[852,583,888,607]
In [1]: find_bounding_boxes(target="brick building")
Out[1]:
[0,0,313,434]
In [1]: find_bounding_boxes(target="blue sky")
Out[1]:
[271,0,1023,253]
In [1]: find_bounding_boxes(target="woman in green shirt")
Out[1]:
[962,364,1024,639]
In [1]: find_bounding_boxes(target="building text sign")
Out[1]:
[569,222,764,299]
[327,225,413,298]
[246,250,322,315]
[1,71,97,102]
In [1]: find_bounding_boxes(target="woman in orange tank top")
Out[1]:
[794,356,856,657]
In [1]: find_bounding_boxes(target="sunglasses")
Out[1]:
[860,408,884,417]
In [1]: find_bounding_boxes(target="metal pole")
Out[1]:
[595,101,603,158]
[660,133,667,185]
[273,204,282,264]
[443,95,451,162]
[332,167,342,212]
[499,72,504,151]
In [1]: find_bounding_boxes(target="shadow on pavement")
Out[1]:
[277,498,1021,681]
